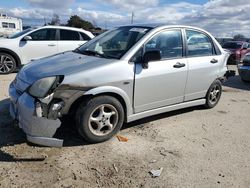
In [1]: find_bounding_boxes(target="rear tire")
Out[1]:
[204,80,222,109]
[75,96,124,143]
[0,52,17,74]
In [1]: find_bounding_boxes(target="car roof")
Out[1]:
[33,25,94,37]
[118,23,211,34]
[119,23,203,29]
[42,25,88,32]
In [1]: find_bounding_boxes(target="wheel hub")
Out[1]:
[88,104,118,136]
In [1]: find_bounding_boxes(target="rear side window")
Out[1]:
[29,29,56,40]
[60,29,80,40]
[80,32,91,41]
[186,30,213,57]
[145,30,183,59]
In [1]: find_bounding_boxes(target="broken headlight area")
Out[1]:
[28,76,64,98]
[29,76,65,120]
[35,99,65,120]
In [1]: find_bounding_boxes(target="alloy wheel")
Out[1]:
[88,104,119,136]
[0,54,15,73]
[208,85,221,105]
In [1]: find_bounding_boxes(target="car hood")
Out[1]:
[18,51,116,84]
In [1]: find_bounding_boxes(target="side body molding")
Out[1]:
[84,86,133,118]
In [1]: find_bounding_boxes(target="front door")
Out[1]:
[134,29,188,113]
[19,28,58,64]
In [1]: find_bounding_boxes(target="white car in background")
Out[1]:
[0,25,94,74]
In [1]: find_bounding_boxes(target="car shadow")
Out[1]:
[56,105,204,147]
[123,105,204,130]
[0,97,205,148]
[223,75,250,91]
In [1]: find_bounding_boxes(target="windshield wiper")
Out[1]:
[81,50,107,58]
[76,50,118,59]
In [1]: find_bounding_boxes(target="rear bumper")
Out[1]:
[9,82,63,147]
[238,66,250,81]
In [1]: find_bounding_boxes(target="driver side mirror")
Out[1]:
[142,50,161,69]
[22,35,32,41]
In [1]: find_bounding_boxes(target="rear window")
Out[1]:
[60,29,80,40]
[222,42,242,49]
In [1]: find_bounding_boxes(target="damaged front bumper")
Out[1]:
[9,82,63,147]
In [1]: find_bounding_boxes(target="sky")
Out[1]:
[0,0,248,37]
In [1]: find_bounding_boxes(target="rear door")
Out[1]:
[134,29,188,113]
[57,29,85,52]
[19,28,57,64]
[184,29,222,101]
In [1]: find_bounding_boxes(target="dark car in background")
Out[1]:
[216,37,233,46]
[238,53,250,82]
[222,41,250,64]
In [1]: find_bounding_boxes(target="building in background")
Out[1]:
[0,14,22,37]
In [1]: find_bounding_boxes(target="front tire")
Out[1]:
[75,96,124,143]
[0,53,16,74]
[204,80,222,109]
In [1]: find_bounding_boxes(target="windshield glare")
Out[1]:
[78,27,151,59]
[9,28,33,39]
[222,42,242,49]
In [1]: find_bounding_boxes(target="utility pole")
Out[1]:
[44,17,47,26]
[131,12,134,24]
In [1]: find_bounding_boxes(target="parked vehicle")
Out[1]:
[216,37,233,46]
[238,53,250,82]
[0,25,94,74]
[222,41,250,64]
[9,24,230,147]
[0,14,22,38]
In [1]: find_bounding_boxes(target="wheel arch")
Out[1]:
[0,48,22,68]
[68,86,133,122]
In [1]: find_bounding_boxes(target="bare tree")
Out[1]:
[49,14,60,25]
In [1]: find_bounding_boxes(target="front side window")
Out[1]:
[78,26,151,59]
[29,29,56,41]
[60,29,80,40]
[145,30,183,59]
[186,30,213,57]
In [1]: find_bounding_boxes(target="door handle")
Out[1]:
[173,62,186,68]
[48,44,56,47]
[210,59,218,64]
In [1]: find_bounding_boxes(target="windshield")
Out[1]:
[222,42,242,49]
[9,28,33,39]
[77,26,151,59]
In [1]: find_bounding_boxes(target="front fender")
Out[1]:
[84,86,133,117]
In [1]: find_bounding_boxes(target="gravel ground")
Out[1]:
[0,66,250,188]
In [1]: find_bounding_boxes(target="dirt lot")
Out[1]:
[0,66,250,188]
